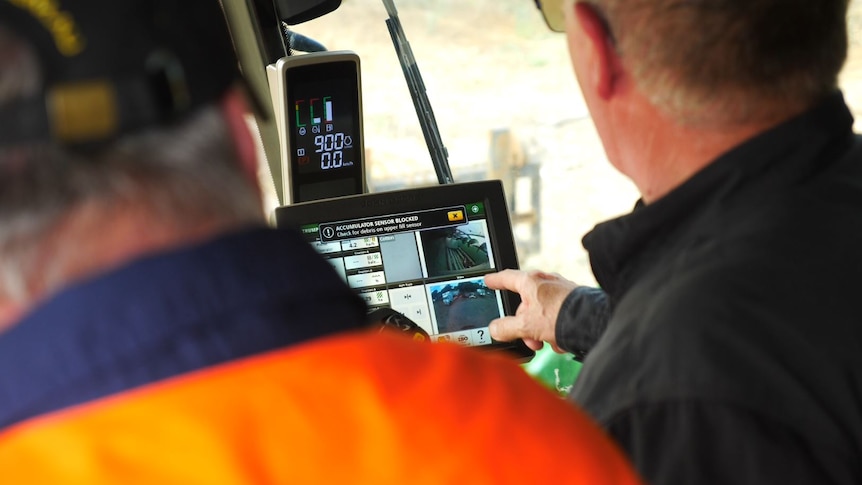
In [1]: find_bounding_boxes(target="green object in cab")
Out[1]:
[523,343,582,397]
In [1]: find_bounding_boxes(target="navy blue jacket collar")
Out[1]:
[0,226,367,429]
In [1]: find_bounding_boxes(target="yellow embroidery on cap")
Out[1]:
[7,0,85,56]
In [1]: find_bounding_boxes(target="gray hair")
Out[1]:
[591,0,849,125]
[0,27,263,303]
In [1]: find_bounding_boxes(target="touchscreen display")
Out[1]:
[299,201,503,347]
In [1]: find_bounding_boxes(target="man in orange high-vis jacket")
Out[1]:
[0,0,368,430]
[0,331,643,484]
[0,0,642,483]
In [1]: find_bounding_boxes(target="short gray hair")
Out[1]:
[591,0,850,124]
[0,27,263,302]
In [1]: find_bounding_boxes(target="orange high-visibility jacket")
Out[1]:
[0,331,642,484]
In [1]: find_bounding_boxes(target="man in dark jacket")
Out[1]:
[487,0,862,483]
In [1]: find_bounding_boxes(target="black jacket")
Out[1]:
[559,93,862,485]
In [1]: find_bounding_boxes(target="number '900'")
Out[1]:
[314,134,345,170]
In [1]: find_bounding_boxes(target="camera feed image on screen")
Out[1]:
[300,202,504,347]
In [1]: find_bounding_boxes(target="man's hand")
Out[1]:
[484,270,578,352]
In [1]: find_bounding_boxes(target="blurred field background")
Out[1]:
[264,0,862,285]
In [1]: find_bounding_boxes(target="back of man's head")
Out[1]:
[592,0,850,124]
[0,0,263,307]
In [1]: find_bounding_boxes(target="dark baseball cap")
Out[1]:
[0,0,241,146]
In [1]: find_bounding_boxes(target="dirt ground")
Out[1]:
[267,0,862,285]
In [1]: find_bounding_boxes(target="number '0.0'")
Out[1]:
[320,151,344,169]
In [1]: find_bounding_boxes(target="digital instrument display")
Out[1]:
[269,52,365,203]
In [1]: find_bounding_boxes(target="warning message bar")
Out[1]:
[318,206,467,242]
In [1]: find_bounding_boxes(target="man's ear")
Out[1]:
[221,87,261,192]
[0,300,24,334]
[573,2,620,100]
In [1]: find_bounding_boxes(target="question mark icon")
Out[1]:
[477,329,485,340]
